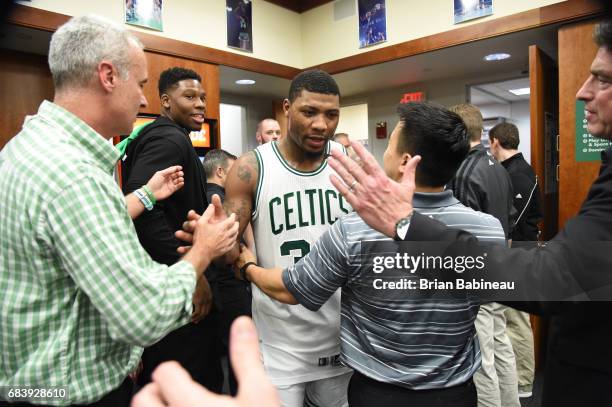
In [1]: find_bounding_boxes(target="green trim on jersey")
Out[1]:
[253,149,264,218]
[270,140,329,177]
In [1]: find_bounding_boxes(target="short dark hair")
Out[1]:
[489,122,520,150]
[203,149,237,179]
[449,104,483,142]
[396,102,469,187]
[595,19,612,49]
[288,69,340,102]
[158,67,201,97]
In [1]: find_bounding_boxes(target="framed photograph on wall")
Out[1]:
[358,0,387,49]
[226,0,253,52]
[454,0,493,24]
[125,0,163,31]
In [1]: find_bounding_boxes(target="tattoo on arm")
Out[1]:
[237,165,252,183]
[237,152,257,183]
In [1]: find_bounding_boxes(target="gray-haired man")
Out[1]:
[0,15,238,406]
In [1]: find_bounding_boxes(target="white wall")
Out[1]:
[337,103,369,142]
[219,103,246,157]
[221,93,275,154]
[479,100,531,163]
[300,0,565,67]
[20,0,303,67]
[22,0,563,68]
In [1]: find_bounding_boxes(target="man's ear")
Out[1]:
[216,166,225,179]
[283,99,290,118]
[160,94,170,109]
[97,61,116,93]
[399,152,413,175]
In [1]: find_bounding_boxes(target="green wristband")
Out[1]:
[142,185,157,205]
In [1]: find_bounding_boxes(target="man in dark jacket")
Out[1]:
[327,19,612,407]
[202,149,252,395]
[448,104,519,407]
[489,122,542,242]
[122,67,221,390]
[447,104,515,239]
[489,122,543,398]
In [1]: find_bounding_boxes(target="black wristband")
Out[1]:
[239,262,257,282]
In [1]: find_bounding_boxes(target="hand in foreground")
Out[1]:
[131,317,280,407]
[192,204,239,260]
[146,166,184,202]
[191,276,213,323]
[234,243,257,280]
[328,141,420,238]
[175,194,227,254]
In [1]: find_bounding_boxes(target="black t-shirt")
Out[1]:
[122,116,208,266]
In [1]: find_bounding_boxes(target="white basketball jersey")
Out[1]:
[251,140,352,385]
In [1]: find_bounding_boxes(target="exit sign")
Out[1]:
[400,92,425,103]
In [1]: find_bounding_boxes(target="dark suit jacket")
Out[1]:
[407,148,612,406]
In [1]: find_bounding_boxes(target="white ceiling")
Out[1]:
[470,77,531,105]
[1,22,557,101]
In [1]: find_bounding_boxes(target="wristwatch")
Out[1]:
[393,212,413,241]
[239,262,257,282]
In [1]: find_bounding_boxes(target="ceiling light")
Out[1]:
[508,87,530,96]
[235,79,255,85]
[483,53,511,61]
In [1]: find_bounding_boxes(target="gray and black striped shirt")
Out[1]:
[282,190,505,390]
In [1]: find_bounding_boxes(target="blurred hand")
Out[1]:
[145,166,184,202]
[210,194,228,223]
[192,205,239,260]
[175,194,228,254]
[131,317,280,407]
[234,243,257,280]
[191,276,213,323]
[328,141,420,238]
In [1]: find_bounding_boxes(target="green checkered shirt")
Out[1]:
[0,101,196,405]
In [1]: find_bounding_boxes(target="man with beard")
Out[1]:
[219,69,353,406]
[327,19,612,407]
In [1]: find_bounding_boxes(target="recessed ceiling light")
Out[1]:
[235,79,255,85]
[508,87,530,96]
[483,53,511,61]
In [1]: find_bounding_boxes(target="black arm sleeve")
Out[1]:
[125,136,186,266]
[405,212,612,314]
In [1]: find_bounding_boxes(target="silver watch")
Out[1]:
[394,213,413,241]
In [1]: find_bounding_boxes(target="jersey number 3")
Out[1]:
[280,240,311,265]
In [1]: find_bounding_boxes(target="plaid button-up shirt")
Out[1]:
[0,101,196,405]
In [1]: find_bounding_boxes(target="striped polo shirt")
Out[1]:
[282,190,505,390]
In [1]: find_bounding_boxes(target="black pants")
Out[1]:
[137,316,223,392]
[347,371,477,407]
[0,378,133,407]
[212,284,252,395]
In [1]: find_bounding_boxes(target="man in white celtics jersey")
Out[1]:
[220,69,353,406]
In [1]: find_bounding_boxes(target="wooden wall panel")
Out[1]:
[142,52,220,121]
[529,45,558,240]
[558,20,600,228]
[0,49,54,149]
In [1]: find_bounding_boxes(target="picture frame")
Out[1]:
[358,0,387,49]
[125,0,163,32]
